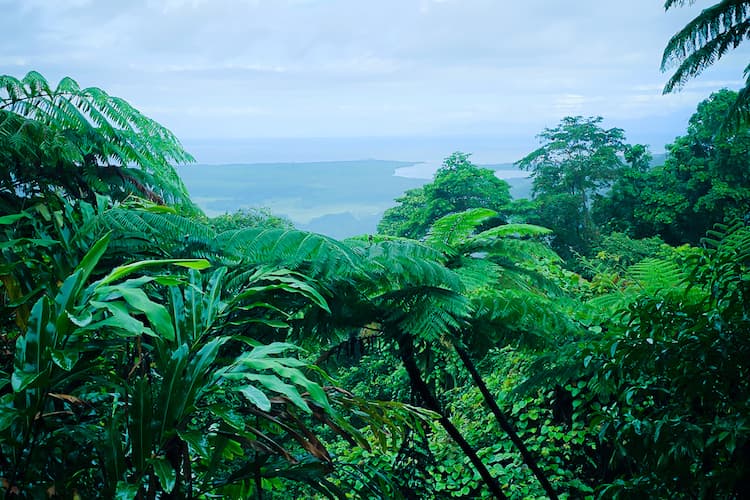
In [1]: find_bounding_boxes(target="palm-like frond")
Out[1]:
[662,1,750,91]
[628,257,688,290]
[426,208,498,247]
[380,285,471,344]
[82,205,221,265]
[662,1,750,129]
[0,71,195,209]
[468,289,575,353]
[217,227,361,280]
[355,239,463,294]
[586,257,696,321]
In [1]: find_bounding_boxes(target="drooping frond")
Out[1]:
[0,71,196,209]
[85,206,220,262]
[662,1,750,92]
[355,239,463,293]
[425,208,498,247]
[723,64,750,129]
[217,227,362,279]
[471,223,553,241]
[455,258,503,292]
[628,257,688,291]
[468,288,575,352]
[380,285,471,343]
[586,257,697,320]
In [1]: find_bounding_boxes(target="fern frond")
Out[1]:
[455,258,502,292]
[85,207,220,263]
[662,1,750,91]
[628,257,687,291]
[218,228,361,279]
[380,286,471,344]
[472,223,552,241]
[468,289,574,352]
[1,71,196,209]
[358,240,463,293]
[426,208,498,247]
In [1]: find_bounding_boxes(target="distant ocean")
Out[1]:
[177,135,668,239]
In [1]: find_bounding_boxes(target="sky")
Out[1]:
[1,0,748,161]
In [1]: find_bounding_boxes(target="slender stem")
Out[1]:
[454,344,558,500]
[255,414,263,500]
[396,332,507,500]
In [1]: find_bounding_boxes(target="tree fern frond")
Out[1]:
[468,289,573,352]
[662,0,750,90]
[665,0,696,9]
[218,228,361,279]
[359,240,463,293]
[663,18,750,91]
[586,257,697,321]
[471,223,552,241]
[628,257,688,290]
[426,208,498,247]
[455,258,502,292]
[381,286,471,344]
[473,238,561,267]
[85,207,220,263]
[0,71,196,209]
[724,75,750,130]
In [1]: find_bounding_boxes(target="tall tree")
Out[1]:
[597,90,750,244]
[662,0,750,128]
[516,116,627,257]
[379,152,511,239]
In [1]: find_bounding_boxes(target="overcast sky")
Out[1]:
[1,0,748,150]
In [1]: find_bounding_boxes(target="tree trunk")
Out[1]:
[396,333,507,500]
[454,344,559,500]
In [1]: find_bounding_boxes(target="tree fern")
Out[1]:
[0,71,196,210]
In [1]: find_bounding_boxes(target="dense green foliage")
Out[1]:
[596,89,750,245]
[516,116,629,258]
[3,11,750,495]
[378,152,511,239]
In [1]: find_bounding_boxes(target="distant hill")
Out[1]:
[179,153,663,239]
[178,160,426,237]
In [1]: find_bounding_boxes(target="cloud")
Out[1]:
[2,0,748,145]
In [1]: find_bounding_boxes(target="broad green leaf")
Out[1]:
[0,238,57,250]
[111,287,175,341]
[66,308,92,327]
[50,348,78,371]
[130,376,153,474]
[74,232,111,289]
[204,266,228,328]
[158,344,190,440]
[87,301,148,337]
[11,370,43,393]
[238,385,272,411]
[0,212,28,224]
[0,394,17,432]
[100,410,126,495]
[115,482,140,500]
[241,373,310,414]
[241,342,301,360]
[13,296,50,392]
[98,259,210,287]
[183,337,228,406]
[152,457,177,493]
[177,430,211,459]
